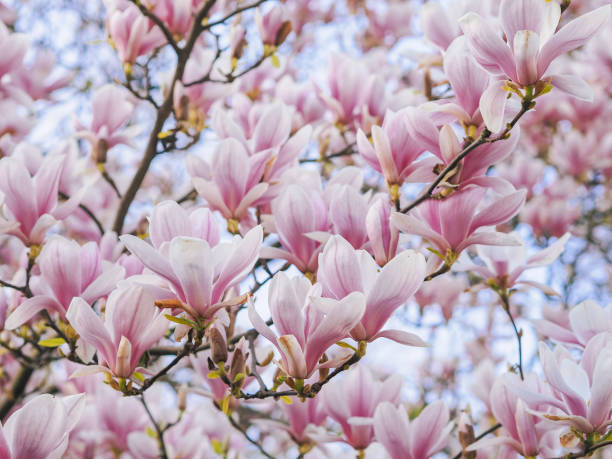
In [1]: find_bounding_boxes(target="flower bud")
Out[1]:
[115,336,132,378]
[209,327,228,364]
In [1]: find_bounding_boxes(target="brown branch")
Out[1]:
[0,364,35,420]
[140,395,169,459]
[400,94,534,215]
[127,0,179,53]
[500,293,524,380]
[59,191,104,235]
[112,0,218,234]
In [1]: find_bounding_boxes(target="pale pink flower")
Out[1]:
[280,394,327,446]
[11,50,73,101]
[255,5,290,46]
[148,0,193,37]
[75,85,138,160]
[248,272,366,379]
[457,232,570,294]
[107,5,166,64]
[317,235,427,346]
[66,285,168,378]
[0,393,85,458]
[322,366,402,450]
[414,274,467,321]
[0,154,85,245]
[260,183,329,275]
[496,154,546,200]
[461,2,611,131]
[356,109,439,190]
[192,138,271,229]
[4,235,125,329]
[373,400,452,459]
[535,300,612,349]
[147,200,219,249]
[391,187,525,263]
[0,22,27,79]
[120,225,262,320]
[365,196,399,266]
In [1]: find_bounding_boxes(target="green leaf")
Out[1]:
[132,372,145,382]
[270,54,280,68]
[335,341,357,352]
[280,396,293,405]
[164,314,196,328]
[207,370,221,379]
[38,337,66,348]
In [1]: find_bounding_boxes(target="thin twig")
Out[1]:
[247,332,267,391]
[140,395,169,459]
[227,412,275,459]
[452,423,502,459]
[500,293,524,380]
[128,0,179,53]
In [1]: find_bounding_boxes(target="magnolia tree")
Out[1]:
[1,0,612,457]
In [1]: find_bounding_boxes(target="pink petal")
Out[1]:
[120,234,181,288]
[479,80,509,133]
[148,200,190,248]
[469,190,526,234]
[391,212,449,253]
[408,400,450,459]
[317,235,364,300]
[372,329,427,347]
[4,296,62,330]
[277,334,308,379]
[459,13,517,79]
[549,74,594,101]
[66,297,115,366]
[268,273,307,346]
[513,30,540,85]
[538,5,611,76]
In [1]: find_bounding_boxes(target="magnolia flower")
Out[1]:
[457,232,571,294]
[365,196,399,266]
[0,21,27,79]
[0,393,85,458]
[67,285,168,378]
[107,5,166,64]
[0,154,85,246]
[534,300,612,348]
[75,85,138,162]
[121,225,262,320]
[356,109,438,194]
[4,236,125,329]
[373,400,452,459]
[192,139,271,230]
[317,235,427,346]
[147,200,219,249]
[461,1,611,131]
[322,366,401,450]
[248,272,366,380]
[392,187,525,265]
[255,4,291,47]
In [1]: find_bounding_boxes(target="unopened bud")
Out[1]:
[93,138,108,164]
[177,384,188,411]
[115,336,132,378]
[458,412,476,459]
[177,94,190,122]
[274,21,292,47]
[229,348,247,387]
[209,327,228,364]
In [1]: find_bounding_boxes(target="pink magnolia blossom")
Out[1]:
[0,393,85,459]
[317,235,427,346]
[469,376,548,457]
[66,285,168,378]
[391,187,525,264]
[457,232,570,294]
[75,85,138,161]
[322,366,402,450]
[147,0,193,37]
[255,5,290,46]
[0,154,85,246]
[0,22,27,79]
[120,225,262,320]
[248,272,366,380]
[356,109,438,193]
[4,235,125,329]
[461,2,611,131]
[147,200,219,249]
[535,300,612,349]
[365,196,399,266]
[11,50,73,101]
[192,139,271,230]
[107,5,166,64]
[373,400,452,459]
[280,393,327,446]
[414,274,467,321]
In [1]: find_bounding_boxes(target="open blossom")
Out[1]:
[66,285,168,378]
[248,272,366,379]
[373,400,452,459]
[322,366,402,450]
[75,85,138,163]
[356,109,438,195]
[457,232,570,294]
[0,393,85,458]
[192,138,271,231]
[391,186,525,264]
[121,225,262,320]
[107,4,166,64]
[0,154,85,246]
[4,235,125,330]
[535,300,612,348]
[461,1,611,131]
[317,235,427,346]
